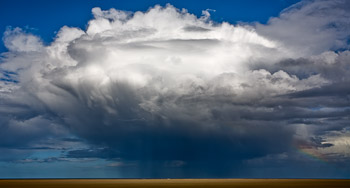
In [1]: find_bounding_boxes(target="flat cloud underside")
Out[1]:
[0,1,350,175]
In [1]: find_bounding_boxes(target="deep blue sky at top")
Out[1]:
[0,0,300,52]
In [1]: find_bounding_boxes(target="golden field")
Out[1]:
[0,179,349,188]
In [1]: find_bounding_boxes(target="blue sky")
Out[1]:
[1,0,350,179]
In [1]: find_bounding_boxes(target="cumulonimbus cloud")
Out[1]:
[1,1,350,175]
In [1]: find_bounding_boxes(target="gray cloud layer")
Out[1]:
[1,0,350,177]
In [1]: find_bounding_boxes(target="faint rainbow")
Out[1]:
[293,139,329,163]
[295,146,329,163]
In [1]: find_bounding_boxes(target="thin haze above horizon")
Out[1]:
[0,0,350,178]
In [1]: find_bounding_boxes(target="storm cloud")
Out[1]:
[0,0,350,178]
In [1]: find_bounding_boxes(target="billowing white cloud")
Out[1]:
[0,1,350,172]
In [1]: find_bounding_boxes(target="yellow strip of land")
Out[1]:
[0,179,349,188]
